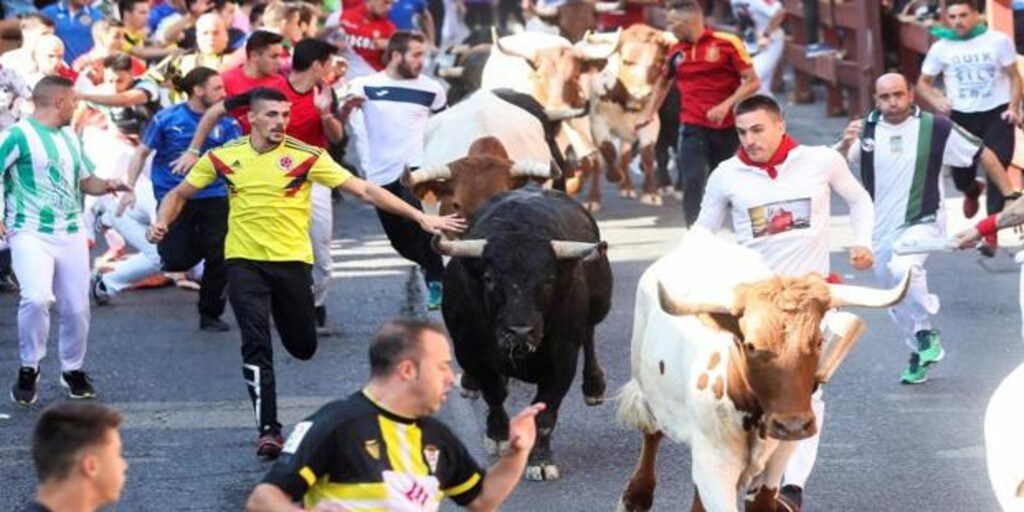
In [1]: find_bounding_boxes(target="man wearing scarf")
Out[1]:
[916,0,1021,255]
[839,73,1015,386]
[694,94,875,510]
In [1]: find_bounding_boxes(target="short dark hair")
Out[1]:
[31,75,74,105]
[385,31,426,64]
[665,0,702,13]
[369,318,447,377]
[249,86,289,111]
[118,0,148,16]
[734,94,783,119]
[249,3,268,25]
[245,29,285,57]
[178,66,220,96]
[292,38,337,72]
[945,0,979,11]
[32,403,123,482]
[102,53,134,73]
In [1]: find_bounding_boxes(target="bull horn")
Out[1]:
[434,237,487,258]
[493,27,537,63]
[657,281,735,316]
[594,0,623,13]
[532,2,558,16]
[510,160,558,179]
[579,27,621,60]
[545,107,587,120]
[437,66,465,78]
[401,164,452,187]
[827,268,912,309]
[550,240,605,260]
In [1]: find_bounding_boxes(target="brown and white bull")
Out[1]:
[586,24,677,208]
[616,229,910,511]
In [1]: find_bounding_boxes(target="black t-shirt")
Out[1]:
[17,501,53,512]
[263,391,485,509]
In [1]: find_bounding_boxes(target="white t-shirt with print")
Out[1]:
[349,72,447,185]
[695,145,874,277]
[847,115,982,243]
[921,30,1017,113]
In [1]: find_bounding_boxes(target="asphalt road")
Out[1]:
[1,110,1022,511]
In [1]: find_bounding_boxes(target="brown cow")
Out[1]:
[586,24,677,208]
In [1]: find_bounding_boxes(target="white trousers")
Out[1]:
[753,38,785,97]
[10,231,91,371]
[96,178,161,294]
[310,183,333,307]
[873,222,943,350]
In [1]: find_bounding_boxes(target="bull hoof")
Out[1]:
[584,201,602,213]
[484,437,510,456]
[456,373,481,400]
[619,189,636,199]
[584,394,604,406]
[616,497,651,512]
[459,387,481,400]
[524,462,560,481]
[640,193,662,206]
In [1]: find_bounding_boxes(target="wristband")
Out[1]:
[186,147,200,155]
[976,214,999,237]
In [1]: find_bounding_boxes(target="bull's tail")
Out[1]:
[616,379,658,434]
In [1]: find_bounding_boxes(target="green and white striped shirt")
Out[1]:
[0,118,94,234]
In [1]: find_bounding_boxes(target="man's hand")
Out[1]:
[1001,106,1021,126]
[848,245,873,270]
[756,35,770,50]
[115,190,136,216]
[842,118,862,146]
[170,151,199,176]
[418,213,466,235]
[706,103,731,126]
[933,96,953,116]
[337,95,366,123]
[314,85,334,115]
[953,226,983,249]
[104,179,132,194]
[147,222,169,243]
[506,403,546,454]
[0,223,7,239]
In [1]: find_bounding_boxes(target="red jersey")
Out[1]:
[340,5,396,72]
[221,64,288,133]
[223,78,337,148]
[663,29,753,129]
[597,2,647,30]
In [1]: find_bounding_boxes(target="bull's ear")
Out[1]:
[411,180,453,202]
[816,312,866,383]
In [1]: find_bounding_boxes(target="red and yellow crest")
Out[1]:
[705,45,720,63]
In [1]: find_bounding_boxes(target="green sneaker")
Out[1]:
[916,329,945,367]
[900,353,928,384]
[426,281,443,311]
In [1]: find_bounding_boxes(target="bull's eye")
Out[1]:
[482,273,495,288]
[745,342,756,352]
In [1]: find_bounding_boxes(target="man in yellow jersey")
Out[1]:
[246,318,545,512]
[147,87,465,458]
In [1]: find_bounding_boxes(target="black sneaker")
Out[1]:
[11,367,39,406]
[199,315,230,332]
[61,370,96,399]
[90,272,111,306]
[256,432,285,459]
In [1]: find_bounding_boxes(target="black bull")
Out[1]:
[437,187,612,478]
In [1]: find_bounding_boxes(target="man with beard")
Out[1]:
[343,30,448,310]
[90,67,241,334]
[148,87,464,458]
[837,73,1015,385]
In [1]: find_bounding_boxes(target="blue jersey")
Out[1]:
[143,103,241,201]
[41,1,104,63]
[389,0,427,30]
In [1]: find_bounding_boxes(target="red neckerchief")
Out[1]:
[737,134,800,180]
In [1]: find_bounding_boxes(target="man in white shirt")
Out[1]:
[730,0,785,96]
[343,30,449,310]
[838,73,1015,385]
[694,94,875,509]
[916,0,1021,254]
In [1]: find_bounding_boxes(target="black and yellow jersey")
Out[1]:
[263,390,485,511]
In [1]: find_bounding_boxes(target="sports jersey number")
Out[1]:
[383,470,441,512]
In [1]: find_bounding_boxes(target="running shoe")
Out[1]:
[962,180,984,219]
[426,281,443,311]
[900,353,928,385]
[916,329,945,367]
[199,315,230,332]
[61,370,96,399]
[256,432,285,459]
[90,272,111,306]
[10,367,39,406]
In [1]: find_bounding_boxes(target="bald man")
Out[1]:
[837,73,1016,385]
[27,35,77,87]
[144,13,240,104]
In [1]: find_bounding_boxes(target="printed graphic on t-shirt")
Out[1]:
[889,135,904,154]
[749,197,811,238]
[950,51,1001,101]
[382,470,442,511]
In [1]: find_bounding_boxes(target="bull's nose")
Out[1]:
[507,325,534,336]
[767,414,817,441]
